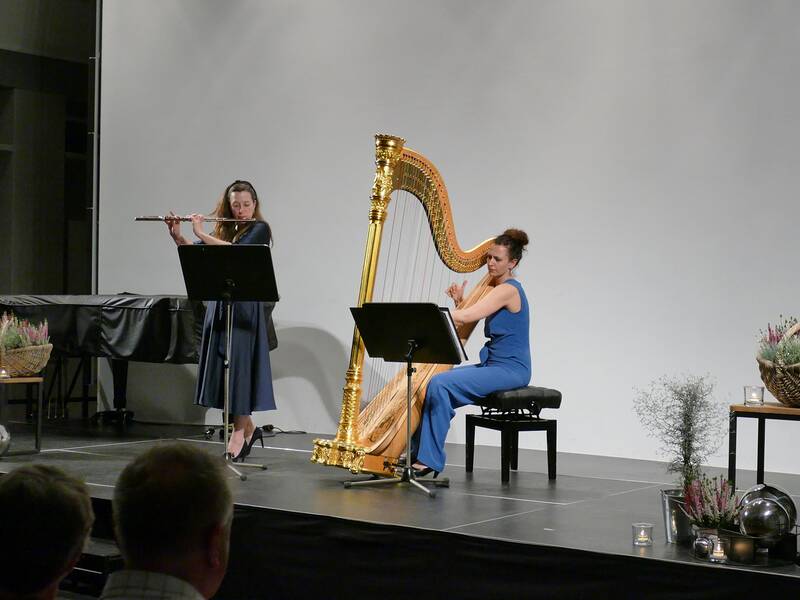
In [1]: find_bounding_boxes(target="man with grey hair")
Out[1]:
[0,464,94,600]
[100,443,233,600]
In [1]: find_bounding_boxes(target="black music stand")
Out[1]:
[346,302,466,498]
[178,244,278,481]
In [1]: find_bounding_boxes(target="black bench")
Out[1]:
[465,386,561,483]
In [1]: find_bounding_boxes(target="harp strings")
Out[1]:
[361,191,481,407]
[364,192,403,404]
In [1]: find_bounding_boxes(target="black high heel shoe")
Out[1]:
[412,465,440,479]
[229,440,249,463]
[248,428,265,450]
[231,446,248,463]
[228,432,249,463]
[233,428,264,463]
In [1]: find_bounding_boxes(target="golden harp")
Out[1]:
[311,134,495,476]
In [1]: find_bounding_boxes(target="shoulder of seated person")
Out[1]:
[496,281,519,293]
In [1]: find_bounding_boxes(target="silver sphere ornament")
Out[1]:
[0,424,10,456]
[739,484,797,545]
[693,536,714,558]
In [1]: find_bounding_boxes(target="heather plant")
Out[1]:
[682,474,739,530]
[0,312,50,350]
[633,375,726,489]
[758,315,799,363]
[774,336,800,366]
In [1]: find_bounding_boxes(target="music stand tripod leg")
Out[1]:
[221,302,267,481]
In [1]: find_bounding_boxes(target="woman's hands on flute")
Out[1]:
[164,211,230,246]
[189,213,205,239]
[165,211,189,246]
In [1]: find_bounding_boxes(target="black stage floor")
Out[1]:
[2,419,800,598]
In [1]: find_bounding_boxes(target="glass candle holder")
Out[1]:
[708,536,728,563]
[0,367,9,379]
[632,522,653,546]
[744,385,765,406]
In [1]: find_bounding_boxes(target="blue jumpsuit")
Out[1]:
[416,279,531,472]
[194,221,276,415]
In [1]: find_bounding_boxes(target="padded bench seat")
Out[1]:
[466,385,561,483]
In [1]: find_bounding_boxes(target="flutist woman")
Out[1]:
[166,180,276,461]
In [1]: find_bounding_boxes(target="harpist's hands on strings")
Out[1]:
[446,280,468,307]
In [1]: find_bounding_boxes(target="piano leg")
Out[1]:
[111,359,127,409]
[90,359,135,426]
[82,357,91,419]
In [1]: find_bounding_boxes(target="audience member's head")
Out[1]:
[113,443,233,599]
[0,465,94,600]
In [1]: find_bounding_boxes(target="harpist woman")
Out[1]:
[413,229,531,476]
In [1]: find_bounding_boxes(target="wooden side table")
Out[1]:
[728,402,800,489]
[0,376,44,455]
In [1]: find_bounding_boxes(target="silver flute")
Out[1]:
[135,215,256,223]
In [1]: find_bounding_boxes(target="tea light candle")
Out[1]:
[709,537,727,563]
[0,367,8,379]
[632,522,653,546]
[744,385,764,406]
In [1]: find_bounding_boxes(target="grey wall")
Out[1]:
[0,0,94,295]
[0,0,95,62]
[99,0,800,474]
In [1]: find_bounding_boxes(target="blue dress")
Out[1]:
[194,221,276,416]
[416,279,531,472]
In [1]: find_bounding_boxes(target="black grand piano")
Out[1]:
[0,295,203,424]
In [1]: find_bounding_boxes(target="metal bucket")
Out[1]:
[660,488,692,544]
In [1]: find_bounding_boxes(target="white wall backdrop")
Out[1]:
[99,0,800,473]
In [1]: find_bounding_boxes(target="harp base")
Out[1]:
[311,438,369,474]
[311,438,409,477]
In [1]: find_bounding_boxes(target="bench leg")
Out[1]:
[757,417,765,484]
[25,384,33,420]
[501,427,511,483]
[35,379,43,452]
[465,416,475,473]
[510,430,519,470]
[728,411,737,488]
[547,421,557,480]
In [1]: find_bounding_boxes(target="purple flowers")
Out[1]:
[759,315,797,360]
[683,475,739,529]
[0,312,50,349]
[758,315,798,362]
[765,324,781,345]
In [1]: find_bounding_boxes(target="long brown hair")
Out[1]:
[211,180,271,243]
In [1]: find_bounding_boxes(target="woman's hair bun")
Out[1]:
[501,228,529,247]
[494,228,529,263]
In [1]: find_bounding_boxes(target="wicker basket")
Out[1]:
[757,322,800,407]
[0,343,53,377]
[0,320,53,377]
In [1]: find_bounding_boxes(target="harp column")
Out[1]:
[311,134,405,473]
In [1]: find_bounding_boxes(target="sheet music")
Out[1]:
[440,307,468,362]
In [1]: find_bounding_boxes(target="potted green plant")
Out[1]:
[633,374,726,544]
